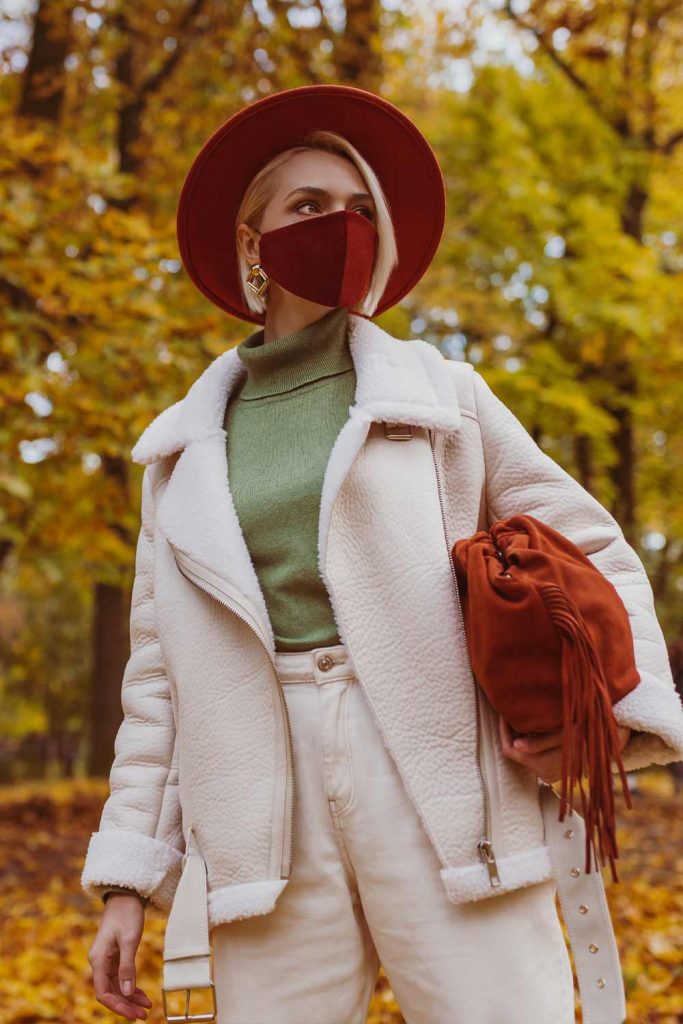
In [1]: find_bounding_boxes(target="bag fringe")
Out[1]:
[539,582,632,883]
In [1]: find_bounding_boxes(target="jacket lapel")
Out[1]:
[129,314,463,654]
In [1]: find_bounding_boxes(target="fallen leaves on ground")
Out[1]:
[0,770,680,1023]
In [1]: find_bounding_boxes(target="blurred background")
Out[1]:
[0,0,682,1021]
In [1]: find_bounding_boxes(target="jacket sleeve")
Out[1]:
[80,463,185,912]
[472,367,683,773]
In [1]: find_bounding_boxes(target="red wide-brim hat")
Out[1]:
[176,83,446,324]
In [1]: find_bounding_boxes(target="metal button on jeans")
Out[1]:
[317,655,334,671]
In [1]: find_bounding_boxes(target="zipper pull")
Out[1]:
[478,839,501,887]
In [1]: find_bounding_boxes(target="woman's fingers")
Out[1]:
[502,719,632,755]
[91,949,149,1020]
[512,729,563,754]
[118,928,140,998]
[506,741,564,785]
[103,972,151,1020]
[498,716,561,754]
[499,716,633,785]
[89,924,152,1020]
[498,715,563,784]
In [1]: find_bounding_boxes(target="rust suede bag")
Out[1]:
[451,513,641,883]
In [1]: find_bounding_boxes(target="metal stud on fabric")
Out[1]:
[538,782,626,1024]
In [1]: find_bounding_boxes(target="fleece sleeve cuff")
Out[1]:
[611,670,683,772]
[80,828,185,913]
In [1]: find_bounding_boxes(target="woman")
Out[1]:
[81,85,683,1024]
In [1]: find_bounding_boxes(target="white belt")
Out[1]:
[161,790,626,1024]
[539,780,626,1024]
[161,826,216,1023]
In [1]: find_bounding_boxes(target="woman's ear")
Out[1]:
[236,222,260,265]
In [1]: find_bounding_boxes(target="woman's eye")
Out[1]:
[295,201,374,221]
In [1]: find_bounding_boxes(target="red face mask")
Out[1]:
[257,208,379,308]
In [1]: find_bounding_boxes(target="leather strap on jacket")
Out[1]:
[162,826,216,1021]
[539,781,626,1024]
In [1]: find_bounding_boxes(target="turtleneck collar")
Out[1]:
[234,306,353,400]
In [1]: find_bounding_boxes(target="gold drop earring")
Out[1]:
[246,262,269,297]
[244,227,269,297]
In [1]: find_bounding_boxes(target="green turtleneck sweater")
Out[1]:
[223,306,356,652]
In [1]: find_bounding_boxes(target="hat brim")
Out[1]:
[176,83,446,324]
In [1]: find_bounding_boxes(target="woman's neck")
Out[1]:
[262,300,346,345]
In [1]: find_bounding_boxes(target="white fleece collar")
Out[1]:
[130,313,462,465]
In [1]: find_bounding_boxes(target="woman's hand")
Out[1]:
[499,716,632,785]
[88,893,152,1021]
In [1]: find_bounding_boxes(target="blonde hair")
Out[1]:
[235,129,399,318]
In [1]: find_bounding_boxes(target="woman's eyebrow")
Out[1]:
[284,185,375,204]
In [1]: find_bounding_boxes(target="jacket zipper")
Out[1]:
[172,549,295,881]
[428,428,501,888]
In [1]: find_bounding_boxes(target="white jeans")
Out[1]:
[211,641,576,1024]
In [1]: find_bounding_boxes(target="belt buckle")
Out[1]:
[384,422,414,441]
[162,983,217,1022]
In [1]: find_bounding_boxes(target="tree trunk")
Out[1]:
[18,0,73,121]
[334,0,383,88]
[575,433,594,493]
[88,583,129,776]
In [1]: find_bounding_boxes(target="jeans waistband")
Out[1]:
[273,642,357,685]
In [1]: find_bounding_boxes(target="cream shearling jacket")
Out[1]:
[80,313,683,929]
